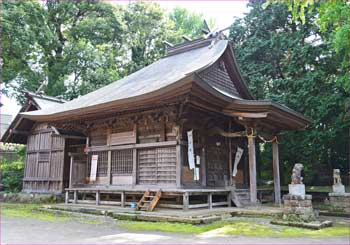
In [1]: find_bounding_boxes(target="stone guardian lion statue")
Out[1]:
[333,169,342,185]
[291,163,303,184]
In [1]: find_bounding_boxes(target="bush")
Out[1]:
[1,161,24,193]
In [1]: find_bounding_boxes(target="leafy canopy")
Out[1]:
[1,1,208,102]
[230,1,349,184]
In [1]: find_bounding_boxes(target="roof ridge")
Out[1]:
[165,38,214,57]
[26,91,67,103]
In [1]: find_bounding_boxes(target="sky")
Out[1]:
[0,0,249,121]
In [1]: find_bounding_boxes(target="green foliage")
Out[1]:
[169,7,214,44]
[0,161,24,193]
[123,2,171,73]
[2,1,208,101]
[1,0,125,101]
[266,0,350,92]
[230,1,349,185]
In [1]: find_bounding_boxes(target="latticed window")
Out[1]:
[111,149,133,175]
[88,151,108,177]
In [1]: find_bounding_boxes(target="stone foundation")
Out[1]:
[1,193,64,203]
[328,193,350,214]
[283,194,315,222]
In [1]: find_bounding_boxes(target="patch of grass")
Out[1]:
[119,219,350,238]
[78,218,105,225]
[277,227,350,238]
[1,204,70,222]
[1,204,107,225]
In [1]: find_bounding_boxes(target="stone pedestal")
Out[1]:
[332,184,345,194]
[283,194,315,222]
[328,192,350,214]
[288,184,305,196]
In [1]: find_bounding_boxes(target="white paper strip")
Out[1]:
[187,130,195,170]
[232,147,243,177]
[194,167,200,181]
[196,155,200,165]
[90,155,98,181]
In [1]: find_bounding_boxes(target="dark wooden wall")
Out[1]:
[23,123,66,193]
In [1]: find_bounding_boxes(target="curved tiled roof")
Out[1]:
[22,40,231,119]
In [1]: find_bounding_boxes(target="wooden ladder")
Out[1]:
[137,189,162,211]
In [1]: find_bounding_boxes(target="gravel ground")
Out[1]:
[1,216,350,244]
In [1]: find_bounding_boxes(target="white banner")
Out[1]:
[90,155,98,181]
[187,130,195,169]
[232,147,244,177]
[194,167,200,181]
[196,155,200,165]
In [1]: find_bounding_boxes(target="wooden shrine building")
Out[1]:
[2,36,310,210]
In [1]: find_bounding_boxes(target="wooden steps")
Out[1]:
[137,189,162,211]
[231,189,250,207]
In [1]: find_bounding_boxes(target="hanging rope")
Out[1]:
[258,135,279,144]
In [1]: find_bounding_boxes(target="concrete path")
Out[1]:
[2,216,349,244]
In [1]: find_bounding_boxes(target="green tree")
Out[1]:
[169,7,214,44]
[265,0,350,92]
[123,2,173,73]
[2,1,210,100]
[230,1,349,185]
[2,0,125,100]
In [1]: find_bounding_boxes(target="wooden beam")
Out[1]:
[208,193,213,209]
[65,191,69,204]
[69,156,74,189]
[201,147,206,187]
[272,141,281,205]
[121,191,125,208]
[96,191,100,205]
[107,150,112,185]
[223,111,268,119]
[10,129,29,136]
[227,192,232,207]
[183,192,189,210]
[73,190,78,204]
[248,136,257,203]
[87,140,177,152]
[228,120,233,186]
[132,149,137,187]
[176,145,182,188]
[208,127,246,138]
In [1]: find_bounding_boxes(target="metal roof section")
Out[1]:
[22,40,230,119]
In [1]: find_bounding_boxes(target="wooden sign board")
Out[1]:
[187,130,195,170]
[90,155,98,181]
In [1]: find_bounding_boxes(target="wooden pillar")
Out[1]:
[132,149,137,187]
[183,192,189,210]
[227,191,232,207]
[201,147,207,187]
[69,155,74,189]
[208,193,213,209]
[248,136,257,203]
[121,191,125,208]
[73,190,78,204]
[272,141,281,205]
[107,150,112,185]
[96,191,100,205]
[65,191,69,204]
[228,120,233,186]
[176,145,182,188]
